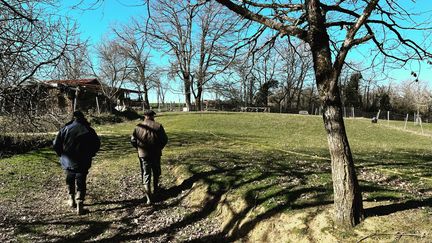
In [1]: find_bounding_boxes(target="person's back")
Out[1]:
[131,110,168,204]
[133,118,167,159]
[53,111,100,214]
[55,119,100,171]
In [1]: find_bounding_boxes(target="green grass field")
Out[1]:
[1,112,431,242]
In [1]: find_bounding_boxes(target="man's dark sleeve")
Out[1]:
[92,129,101,155]
[158,125,168,149]
[53,129,63,156]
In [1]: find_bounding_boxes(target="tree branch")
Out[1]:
[240,0,303,11]
[215,0,307,40]
[0,0,38,23]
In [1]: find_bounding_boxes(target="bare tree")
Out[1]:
[191,1,240,110]
[146,0,195,110]
[250,47,279,106]
[0,1,78,132]
[92,39,133,111]
[147,0,239,111]
[213,0,432,227]
[228,54,256,106]
[113,20,157,110]
[0,1,76,87]
[273,39,313,111]
[154,73,170,109]
[51,39,92,80]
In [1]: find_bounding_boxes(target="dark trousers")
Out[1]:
[65,170,88,201]
[139,157,161,190]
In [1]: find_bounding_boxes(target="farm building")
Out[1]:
[0,78,141,115]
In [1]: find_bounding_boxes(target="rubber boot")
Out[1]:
[153,178,160,194]
[67,194,76,208]
[76,191,85,215]
[143,184,152,205]
[76,200,84,215]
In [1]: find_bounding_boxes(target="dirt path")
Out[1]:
[0,152,222,242]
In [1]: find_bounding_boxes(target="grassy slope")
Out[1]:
[155,112,432,242]
[1,112,431,242]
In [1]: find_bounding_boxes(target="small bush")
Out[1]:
[114,108,142,120]
[88,109,142,125]
[88,113,123,125]
[0,134,53,159]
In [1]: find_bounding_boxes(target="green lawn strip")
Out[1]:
[0,148,62,199]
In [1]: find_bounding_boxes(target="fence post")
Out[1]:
[387,111,389,125]
[95,96,100,114]
[420,116,424,134]
[404,114,409,130]
[376,109,381,121]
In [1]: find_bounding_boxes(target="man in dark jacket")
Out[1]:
[131,110,168,204]
[53,111,100,215]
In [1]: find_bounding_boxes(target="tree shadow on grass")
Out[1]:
[4,129,432,242]
[365,197,432,217]
[353,148,432,219]
[181,156,334,242]
[96,134,136,159]
[11,221,98,242]
[4,165,243,242]
[91,165,245,242]
[25,138,331,242]
[86,131,432,241]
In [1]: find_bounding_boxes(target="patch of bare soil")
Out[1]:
[209,190,432,242]
[0,164,222,242]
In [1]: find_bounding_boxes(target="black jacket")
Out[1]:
[53,119,100,172]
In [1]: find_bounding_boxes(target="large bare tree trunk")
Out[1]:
[307,0,363,227]
[322,97,364,227]
[317,75,364,228]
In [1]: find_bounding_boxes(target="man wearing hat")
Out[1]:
[131,110,168,204]
[53,111,100,215]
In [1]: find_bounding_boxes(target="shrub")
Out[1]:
[0,134,53,159]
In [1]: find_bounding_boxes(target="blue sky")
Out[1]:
[59,0,184,102]
[59,0,432,102]
[59,0,147,46]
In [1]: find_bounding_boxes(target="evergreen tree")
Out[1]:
[344,73,363,108]
[254,79,278,106]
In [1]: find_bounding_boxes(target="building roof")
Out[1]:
[46,78,100,86]
[45,78,141,94]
